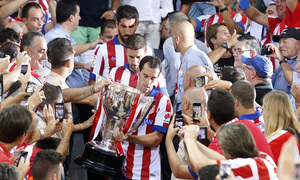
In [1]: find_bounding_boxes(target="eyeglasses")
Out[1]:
[232,48,251,55]
[274,0,285,3]
[242,64,255,71]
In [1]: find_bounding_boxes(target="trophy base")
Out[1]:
[74,142,126,179]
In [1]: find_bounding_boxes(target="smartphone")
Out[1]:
[195,76,206,87]
[294,164,300,178]
[26,82,38,94]
[197,126,207,140]
[20,63,28,75]
[16,151,28,167]
[55,103,65,122]
[174,114,185,128]
[192,103,201,121]
[0,77,2,103]
[219,160,231,180]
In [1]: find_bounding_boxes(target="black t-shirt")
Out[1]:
[77,0,109,27]
[255,81,273,106]
[213,55,234,75]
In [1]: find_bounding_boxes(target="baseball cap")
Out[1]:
[241,55,273,78]
[273,27,300,42]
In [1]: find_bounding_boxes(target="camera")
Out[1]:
[55,103,65,122]
[197,126,207,140]
[0,51,5,58]
[20,63,28,75]
[193,103,201,121]
[261,45,273,55]
[174,114,186,128]
[16,151,28,167]
[26,82,39,94]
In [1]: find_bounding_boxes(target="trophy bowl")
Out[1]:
[75,82,155,178]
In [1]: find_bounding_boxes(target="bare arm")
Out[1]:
[74,61,92,71]
[0,0,29,27]
[127,131,164,147]
[72,39,102,56]
[220,6,243,34]
[44,0,56,33]
[56,114,74,159]
[100,0,120,19]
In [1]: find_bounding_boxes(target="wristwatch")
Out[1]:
[222,43,229,51]
[112,9,117,14]
[279,58,288,65]
[220,6,228,13]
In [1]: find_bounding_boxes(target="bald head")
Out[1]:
[182,87,207,115]
[183,65,206,91]
[5,21,28,39]
[172,21,195,44]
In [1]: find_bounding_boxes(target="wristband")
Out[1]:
[279,58,288,65]
[90,85,96,94]
[240,0,251,10]
[194,18,202,33]
[219,6,228,13]
[79,123,83,131]
[40,129,45,140]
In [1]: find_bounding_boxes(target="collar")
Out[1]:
[55,24,71,38]
[239,108,262,120]
[112,35,125,47]
[0,142,12,159]
[124,62,136,75]
[147,86,159,97]
[48,71,66,83]
[254,81,273,88]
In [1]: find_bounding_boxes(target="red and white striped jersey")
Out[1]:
[195,12,248,49]
[217,152,278,180]
[238,107,265,134]
[109,62,168,96]
[267,129,300,165]
[121,88,172,180]
[269,1,300,36]
[90,36,128,79]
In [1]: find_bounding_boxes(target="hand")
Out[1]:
[89,39,104,50]
[186,105,210,127]
[0,55,10,73]
[10,147,24,166]
[16,51,31,67]
[94,77,113,92]
[17,155,30,180]
[184,125,199,141]
[62,114,74,135]
[44,118,62,137]
[81,114,95,129]
[292,82,300,103]
[201,65,218,82]
[265,43,283,60]
[159,20,169,40]
[204,80,232,91]
[207,0,226,8]
[83,63,92,72]
[43,104,55,124]
[278,136,298,180]
[227,30,239,48]
[27,86,45,110]
[166,114,180,140]
[113,126,128,142]
[100,10,115,19]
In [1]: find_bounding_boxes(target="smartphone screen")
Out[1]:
[16,151,28,167]
[197,126,207,140]
[294,164,300,178]
[26,82,38,94]
[195,76,206,87]
[20,63,28,75]
[55,103,65,122]
[174,114,184,128]
[192,103,201,120]
[219,160,231,179]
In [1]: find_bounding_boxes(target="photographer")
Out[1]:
[266,27,300,100]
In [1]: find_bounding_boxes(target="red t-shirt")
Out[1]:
[0,142,12,165]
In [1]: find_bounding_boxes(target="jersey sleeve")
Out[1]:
[90,46,104,80]
[109,67,117,82]
[193,14,211,33]
[268,16,281,33]
[152,96,172,134]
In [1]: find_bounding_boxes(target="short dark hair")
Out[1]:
[0,28,20,46]
[206,22,226,50]
[238,33,261,55]
[231,80,256,109]
[207,89,235,125]
[218,123,259,158]
[139,56,162,74]
[167,12,190,33]
[116,5,139,23]
[198,165,219,180]
[56,0,78,24]
[42,85,63,106]
[20,31,43,52]
[21,2,41,18]
[32,150,63,180]
[126,34,147,51]
[100,19,117,34]
[35,137,61,150]
[0,104,32,143]
[220,66,245,83]
[47,38,73,69]
[0,42,20,62]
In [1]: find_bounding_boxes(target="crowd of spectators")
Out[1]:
[1,0,300,179]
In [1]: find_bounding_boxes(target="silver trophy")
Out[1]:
[75,80,156,178]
